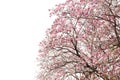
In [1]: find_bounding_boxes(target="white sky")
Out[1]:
[0,0,65,80]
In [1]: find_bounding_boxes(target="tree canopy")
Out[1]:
[37,0,120,80]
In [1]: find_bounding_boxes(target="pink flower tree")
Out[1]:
[37,0,120,80]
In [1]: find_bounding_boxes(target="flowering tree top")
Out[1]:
[38,0,120,80]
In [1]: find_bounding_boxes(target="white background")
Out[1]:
[0,0,65,80]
